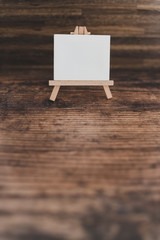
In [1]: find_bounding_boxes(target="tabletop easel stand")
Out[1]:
[49,26,114,101]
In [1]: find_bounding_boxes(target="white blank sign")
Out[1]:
[54,34,110,81]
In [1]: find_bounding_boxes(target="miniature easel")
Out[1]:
[49,26,114,101]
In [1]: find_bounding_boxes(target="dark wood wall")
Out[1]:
[0,0,160,80]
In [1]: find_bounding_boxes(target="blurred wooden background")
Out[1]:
[0,1,160,240]
[0,0,160,74]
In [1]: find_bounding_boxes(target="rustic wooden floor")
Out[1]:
[0,68,160,240]
[0,0,160,239]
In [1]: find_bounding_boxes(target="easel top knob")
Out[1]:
[70,26,91,35]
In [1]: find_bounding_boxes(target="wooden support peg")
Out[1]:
[79,26,84,34]
[84,26,91,35]
[71,26,91,35]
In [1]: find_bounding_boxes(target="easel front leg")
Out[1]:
[50,86,60,101]
[103,85,112,99]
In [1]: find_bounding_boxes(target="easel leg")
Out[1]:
[103,85,112,99]
[50,86,60,101]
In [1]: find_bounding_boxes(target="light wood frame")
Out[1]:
[49,26,114,101]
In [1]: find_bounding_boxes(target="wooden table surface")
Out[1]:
[0,0,160,239]
[0,68,160,240]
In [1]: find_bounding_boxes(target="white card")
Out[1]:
[54,34,110,81]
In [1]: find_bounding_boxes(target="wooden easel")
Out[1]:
[49,26,114,101]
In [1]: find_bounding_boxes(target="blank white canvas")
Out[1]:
[54,34,110,81]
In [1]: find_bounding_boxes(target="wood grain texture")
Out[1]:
[0,0,160,72]
[0,68,160,240]
[0,1,160,240]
